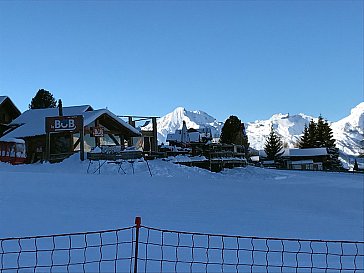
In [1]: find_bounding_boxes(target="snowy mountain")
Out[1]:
[332,102,364,156]
[142,107,223,144]
[246,113,316,151]
[142,103,364,157]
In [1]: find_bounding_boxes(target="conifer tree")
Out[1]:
[353,159,359,171]
[315,115,327,148]
[298,124,310,148]
[307,119,317,147]
[322,120,336,148]
[29,89,57,109]
[298,115,342,170]
[264,124,283,160]
[220,116,243,145]
[220,116,250,159]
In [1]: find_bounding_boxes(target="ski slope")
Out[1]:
[0,155,362,243]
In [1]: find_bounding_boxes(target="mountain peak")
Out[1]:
[140,104,363,159]
[142,107,223,143]
[172,106,186,114]
[351,102,364,115]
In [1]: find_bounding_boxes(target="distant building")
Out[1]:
[259,148,331,170]
[281,148,330,171]
[166,121,212,147]
[0,96,21,136]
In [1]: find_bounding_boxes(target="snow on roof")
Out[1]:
[282,148,328,157]
[0,137,25,144]
[290,160,314,165]
[0,96,7,105]
[0,96,21,116]
[82,109,140,135]
[0,105,140,139]
[259,148,328,158]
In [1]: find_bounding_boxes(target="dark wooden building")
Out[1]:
[0,105,141,163]
[281,148,330,171]
[0,96,21,136]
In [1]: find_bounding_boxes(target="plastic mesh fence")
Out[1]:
[0,226,135,273]
[138,226,364,273]
[1,223,363,273]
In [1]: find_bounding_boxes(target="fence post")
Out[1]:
[134,217,141,273]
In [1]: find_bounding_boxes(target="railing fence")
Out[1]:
[1,217,363,273]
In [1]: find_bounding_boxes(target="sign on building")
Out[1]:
[45,116,83,133]
[90,126,104,137]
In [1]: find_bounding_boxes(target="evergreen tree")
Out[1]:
[298,124,310,148]
[297,115,342,170]
[300,117,336,149]
[264,124,283,160]
[29,89,57,109]
[220,116,243,145]
[307,119,317,147]
[220,116,250,159]
[322,119,336,148]
[353,159,359,171]
[315,115,335,148]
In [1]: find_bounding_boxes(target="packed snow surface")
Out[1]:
[0,155,362,243]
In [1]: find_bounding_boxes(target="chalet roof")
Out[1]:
[0,105,140,139]
[259,148,328,158]
[282,148,328,157]
[0,96,7,104]
[0,96,21,116]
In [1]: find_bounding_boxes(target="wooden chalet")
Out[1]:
[281,148,330,171]
[0,96,21,136]
[0,105,141,163]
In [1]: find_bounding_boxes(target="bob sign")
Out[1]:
[46,115,83,133]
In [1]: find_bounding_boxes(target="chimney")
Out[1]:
[58,99,63,116]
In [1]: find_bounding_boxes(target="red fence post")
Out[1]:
[134,217,141,273]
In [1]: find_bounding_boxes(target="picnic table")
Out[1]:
[86,150,152,176]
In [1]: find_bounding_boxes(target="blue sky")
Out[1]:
[0,0,363,123]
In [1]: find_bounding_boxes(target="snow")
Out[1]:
[332,102,364,156]
[142,107,223,144]
[0,137,25,144]
[246,113,316,151]
[281,148,328,157]
[143,103,364,167]
[0,154,362,244]
[0,96,7,105]
[0,106,140,139]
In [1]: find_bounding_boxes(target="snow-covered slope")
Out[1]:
[142,107,223,144]
[0,155,363,241]
[332,102,364,156]
[246,113,316,151]
[247,103,364,155]
[142,103,364,157]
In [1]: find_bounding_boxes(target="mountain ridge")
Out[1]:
[141,103,364,157]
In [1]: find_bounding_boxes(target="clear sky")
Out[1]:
[0,0,363,123]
